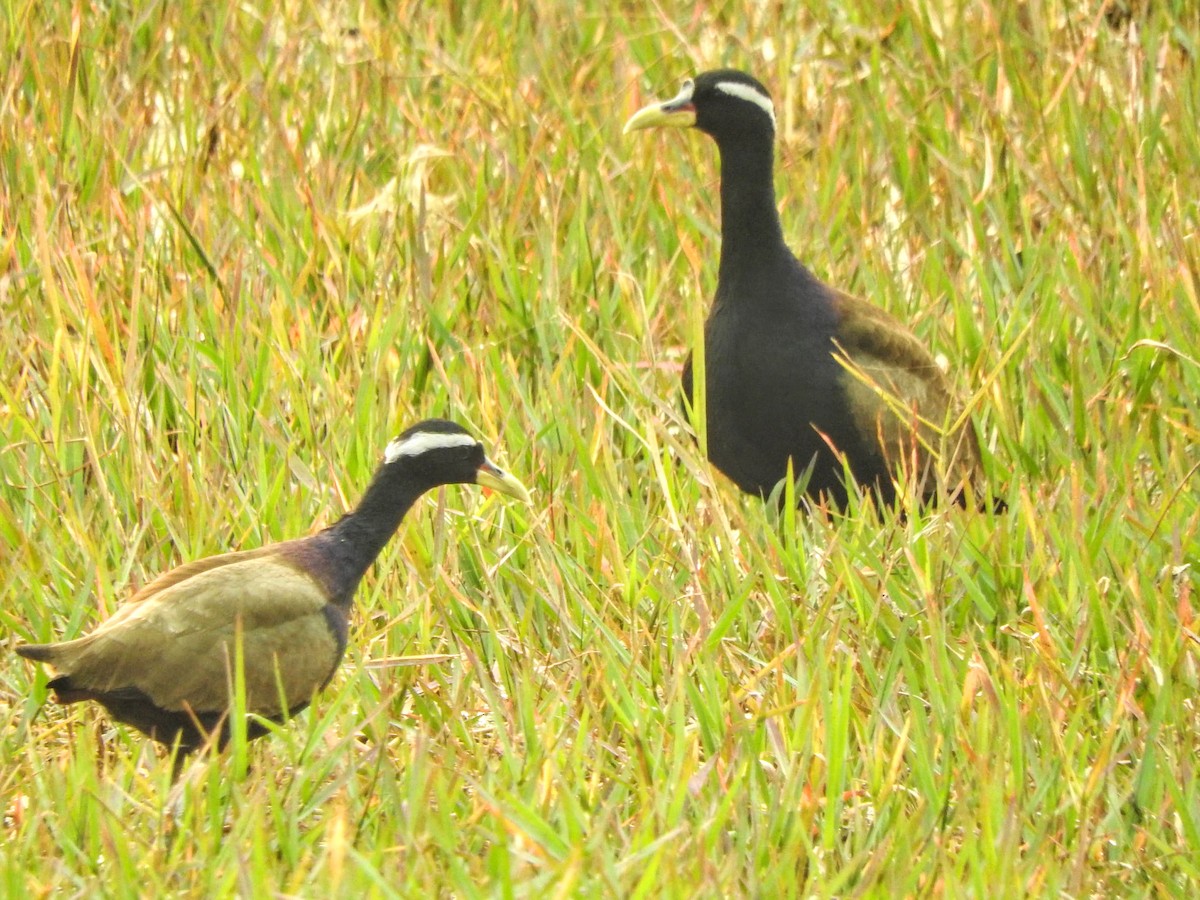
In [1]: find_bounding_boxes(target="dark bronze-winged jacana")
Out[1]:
[625,69,989,509]
[16,420,530,756]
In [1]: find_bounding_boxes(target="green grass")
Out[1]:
[3,0,1199,894]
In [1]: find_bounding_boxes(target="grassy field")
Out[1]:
[3,0,1199,894]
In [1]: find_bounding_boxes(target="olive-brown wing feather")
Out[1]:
[29,557,340,718]
[831,291,980,486]
[126,544,287,604]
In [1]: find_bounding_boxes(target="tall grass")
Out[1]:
[3,0,1199,894]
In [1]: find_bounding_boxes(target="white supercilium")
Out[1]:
[714,81,776,129]
[384,431,478,463]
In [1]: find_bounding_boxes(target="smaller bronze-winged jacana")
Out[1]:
[15,420,530,756]
[625,69,993,509]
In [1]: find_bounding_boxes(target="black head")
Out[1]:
[381,419,530,501]
[624,69,776,144]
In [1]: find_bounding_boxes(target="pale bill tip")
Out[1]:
[477,460,533,504]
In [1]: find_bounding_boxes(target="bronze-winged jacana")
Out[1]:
[16,419,530,755]
[625,69,992,509]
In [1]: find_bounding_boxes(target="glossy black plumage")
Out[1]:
[16,420,530,755]
[626,69,986,508]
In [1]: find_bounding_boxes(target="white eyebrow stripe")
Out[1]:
[714,80,776,128]
[384,431,477,463]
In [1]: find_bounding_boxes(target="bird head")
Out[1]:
[382,420,531,503]
[624,69,776,142]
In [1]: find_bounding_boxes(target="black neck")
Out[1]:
[715,132,787,288]
[310,470,429,606]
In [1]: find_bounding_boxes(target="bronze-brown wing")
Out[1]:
[126,544,286,604]
[33,556,340,719]
[831,290,981,494]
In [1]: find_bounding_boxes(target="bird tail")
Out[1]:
[15,643,58,662]
[16,644,102,704]
[43,675,96,704]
